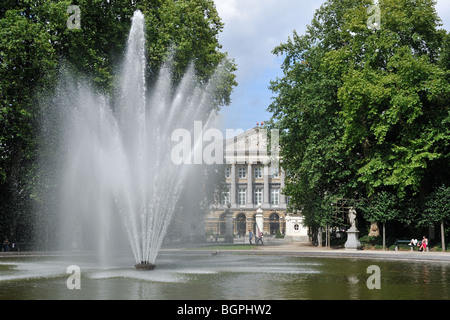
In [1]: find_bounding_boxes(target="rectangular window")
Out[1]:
[254,188,263,205]
[238,188,246,205]
[238,167,247,178]
[225,167,230,178]
[270,188,279,205]
[254,167,262,178]
[271,166,279,178]
[221,191,230,205]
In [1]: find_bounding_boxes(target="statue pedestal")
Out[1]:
[345,228,361,250]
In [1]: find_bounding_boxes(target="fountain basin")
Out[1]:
[134,262,155,270]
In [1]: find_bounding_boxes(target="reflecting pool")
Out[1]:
[1,251,449,300]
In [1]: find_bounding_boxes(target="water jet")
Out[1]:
[42,10,219,269]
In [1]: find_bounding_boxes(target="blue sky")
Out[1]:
[214,0,450,132]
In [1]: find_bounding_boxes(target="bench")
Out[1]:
[12,242,38,251]
[395,239,415,251]
[395,239,429,252]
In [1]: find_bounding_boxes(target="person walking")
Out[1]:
[248,230,253,244]
[257,231,264,245]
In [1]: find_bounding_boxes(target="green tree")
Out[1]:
[0,0,236,243]
[268,0,371,224]
[29,0,237,101]
[423,185,450,250]
[337,0,450,197]
[142,0,237,106]
[0,9,58,240]
[360,191,400,249]
[268,0,449,236]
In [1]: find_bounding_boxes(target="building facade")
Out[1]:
[205,126,309,242]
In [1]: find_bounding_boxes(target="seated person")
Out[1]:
[419,236,428,251]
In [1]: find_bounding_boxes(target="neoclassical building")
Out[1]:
[205,126,309,242]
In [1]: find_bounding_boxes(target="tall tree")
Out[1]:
[424,185,450,250]
[0,0,236,242]
[142,0,237,106]
[360,191,400,249]
[0,9,57,240]
[268,0,449,232]
[268,0,368,226]
[337,0,449,198]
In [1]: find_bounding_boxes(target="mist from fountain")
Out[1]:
[44,10,220,266]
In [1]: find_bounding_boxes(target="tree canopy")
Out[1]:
[268,0,449,233]
[0,0,236,242]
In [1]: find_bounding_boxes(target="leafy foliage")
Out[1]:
[0,0,236,241]
[268,0,449,232]
[360,191,400,223]
[423,185,450,226]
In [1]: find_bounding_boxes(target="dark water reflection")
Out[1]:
[1,252,449,300]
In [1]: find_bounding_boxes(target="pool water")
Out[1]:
[1,251,449,300]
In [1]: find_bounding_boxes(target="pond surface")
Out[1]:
[1,251,449,300]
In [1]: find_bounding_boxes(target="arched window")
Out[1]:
[269,212,280,235]
[236,213,247,236]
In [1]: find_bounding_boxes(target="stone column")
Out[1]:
[263,165,270,208]
[255,204,264,239]
[224,203,234,243]
[280,168,286,206]
[230,163,236,208]
[247,162,253,207]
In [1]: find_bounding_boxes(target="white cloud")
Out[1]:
[216,0,320,80]
[215,0,322,129]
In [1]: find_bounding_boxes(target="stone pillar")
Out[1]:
[224,203,234,243]
[230,163,236,208]
[255,204,264,238]
[280,168,286,206]
[263,165,270,208]
[247,162,253,207]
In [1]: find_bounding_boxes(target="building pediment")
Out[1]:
[224,127,270,164]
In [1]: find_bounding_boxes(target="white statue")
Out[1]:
[348,207,357,230]
[345,206,361,250]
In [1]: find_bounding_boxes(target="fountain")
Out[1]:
[134,261,155,270]
[40,10,219,269]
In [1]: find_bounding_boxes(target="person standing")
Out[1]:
[3,238,10,252]
[248,230,253,244]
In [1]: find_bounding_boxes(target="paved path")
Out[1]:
[246,242,450,263]
[2,242,450,263]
